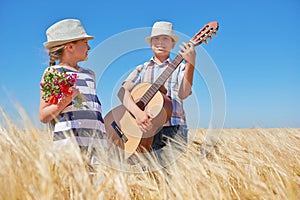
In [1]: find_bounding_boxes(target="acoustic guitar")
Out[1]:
[104,21,219,159]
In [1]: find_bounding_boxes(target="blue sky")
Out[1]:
[0,0,299,128]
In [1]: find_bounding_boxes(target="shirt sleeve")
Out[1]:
[177,63,186,86]
[123,64,145,87]
[178,62,192,96]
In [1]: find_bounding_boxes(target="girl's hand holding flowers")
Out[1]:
[40,67,83,108]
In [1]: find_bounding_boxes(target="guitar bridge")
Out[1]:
[111,121,128,143]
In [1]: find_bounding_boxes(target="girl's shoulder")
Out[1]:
[77,67,96,80]
[42,66,58,76]
[44,65,65,73]
[80,67,95,76]
[76,66,93,74]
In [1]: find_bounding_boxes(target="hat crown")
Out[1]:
[146,21,178,43]
[46,19,86,42]
[44,19,94,49]
[152,21,174,32]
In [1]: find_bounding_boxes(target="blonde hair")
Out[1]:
[48,44,65,66]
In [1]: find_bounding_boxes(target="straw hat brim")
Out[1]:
[43,35,94,49]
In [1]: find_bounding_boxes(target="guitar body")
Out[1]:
[104,83,172,159]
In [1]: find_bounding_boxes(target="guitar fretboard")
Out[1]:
[137,54,184,110]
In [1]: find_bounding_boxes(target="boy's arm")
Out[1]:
[117,82,141,116]
[118,81,152,132]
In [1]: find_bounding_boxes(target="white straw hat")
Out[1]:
[146,21,178,43]
[43,19,94,49]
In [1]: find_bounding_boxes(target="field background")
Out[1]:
[0,109,299,200]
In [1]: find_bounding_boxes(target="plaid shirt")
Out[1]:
[124,57,189,126]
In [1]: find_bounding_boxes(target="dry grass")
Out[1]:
[0,107,299,200]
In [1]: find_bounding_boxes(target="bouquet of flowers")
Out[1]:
[40,67,84,108]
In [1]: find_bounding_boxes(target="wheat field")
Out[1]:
[0,107,299,200]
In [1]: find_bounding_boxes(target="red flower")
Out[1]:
[49,96,58,104]
[59,84,73,95]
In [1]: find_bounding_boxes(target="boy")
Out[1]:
[118,21,196,163]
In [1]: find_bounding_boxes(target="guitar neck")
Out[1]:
[137,54,184,110]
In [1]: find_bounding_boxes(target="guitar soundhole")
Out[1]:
[136,100,145,111]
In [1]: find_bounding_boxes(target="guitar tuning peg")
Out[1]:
[209,36,212,40]
[204,40,208,44]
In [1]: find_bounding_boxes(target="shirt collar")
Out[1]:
[150,57,172,66]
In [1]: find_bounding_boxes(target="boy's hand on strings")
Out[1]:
[135,109,153,133]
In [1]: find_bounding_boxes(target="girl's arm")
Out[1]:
[39,89,79,123]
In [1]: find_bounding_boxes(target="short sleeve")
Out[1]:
[177,62,192,96]
[123,64,145,86]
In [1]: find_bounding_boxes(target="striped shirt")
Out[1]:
[52,66,105,147]
[124,57,189,126]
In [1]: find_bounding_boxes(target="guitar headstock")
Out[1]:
[190,21,219,46]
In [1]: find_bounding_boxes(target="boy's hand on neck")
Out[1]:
[179,42,196,67]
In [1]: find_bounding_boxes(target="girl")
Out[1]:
[40,19,106,160]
